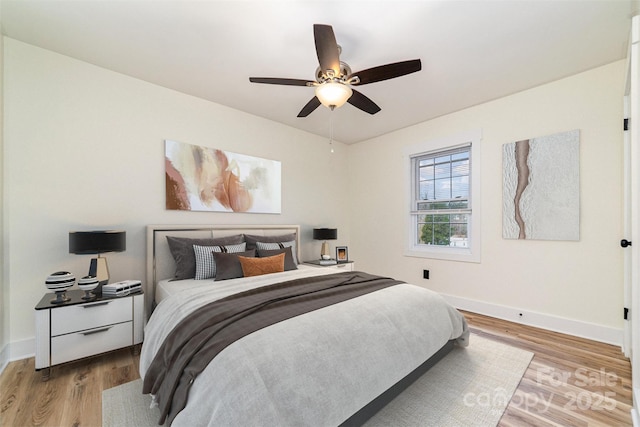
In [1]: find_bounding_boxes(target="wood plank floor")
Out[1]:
[0,312,632,426]
[463,311,632,427]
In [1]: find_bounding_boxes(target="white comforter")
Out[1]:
[140,267,468,426]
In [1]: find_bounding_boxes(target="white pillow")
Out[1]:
[193,242,247,280]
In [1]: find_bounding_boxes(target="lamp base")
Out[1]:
[320,241,331,260]
[89,257,110,295]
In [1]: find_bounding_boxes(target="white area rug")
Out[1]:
[103,334,533,427]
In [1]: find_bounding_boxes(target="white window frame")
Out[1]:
[403,129,482,263]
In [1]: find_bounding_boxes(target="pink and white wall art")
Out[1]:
[165,140,281,214]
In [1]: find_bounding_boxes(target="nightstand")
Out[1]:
[34,289,144,380]
[304,260,355,272]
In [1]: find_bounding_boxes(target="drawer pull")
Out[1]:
[83,301,111,308]
[82,327,111,336]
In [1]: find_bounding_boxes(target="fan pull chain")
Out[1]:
[329,107,335,153]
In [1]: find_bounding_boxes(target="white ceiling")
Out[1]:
[0,0,633,144]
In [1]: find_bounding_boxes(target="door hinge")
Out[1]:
[624,118,629,131]
[625,307,629,320]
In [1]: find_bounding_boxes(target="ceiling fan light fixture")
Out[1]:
[315,82,352,109]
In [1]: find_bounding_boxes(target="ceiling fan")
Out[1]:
[249,24,422,117]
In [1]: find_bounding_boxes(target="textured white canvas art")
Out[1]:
[503,130,580,241]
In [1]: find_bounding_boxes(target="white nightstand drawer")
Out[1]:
[51,321,132,365]
[334,262,354,271]
[51,298,132,336]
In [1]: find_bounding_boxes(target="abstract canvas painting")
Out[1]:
[165,140,281,213]
[503,130,579,241]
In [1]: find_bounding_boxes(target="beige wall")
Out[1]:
[348,60,626,343]
[0,30,7,368]
[1,37,628,357]
[3,38,351,357]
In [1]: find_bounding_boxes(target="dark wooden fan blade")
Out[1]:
[297,97,322,117]
[314,24,340,77]
[347,89,381,115]
[249,77,314,86]
[348,59,422,86]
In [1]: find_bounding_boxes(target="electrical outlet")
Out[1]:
[423,270,430,279]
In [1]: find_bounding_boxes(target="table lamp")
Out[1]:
[313,228,337,260]
[69,230,126,293]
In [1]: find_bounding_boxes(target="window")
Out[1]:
[404,130,481,262]
[415,147,470,246]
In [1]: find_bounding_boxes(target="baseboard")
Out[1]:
[441,293,623,347]
[632,388,640,427]
[6,337,35,363]
[0,342,9,376]
[0,338,35,376]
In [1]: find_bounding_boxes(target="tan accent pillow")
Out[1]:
[239,253,285,277]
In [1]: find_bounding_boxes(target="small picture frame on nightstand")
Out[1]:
[336,246,348,263]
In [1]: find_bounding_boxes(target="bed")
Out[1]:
[140,224,469,426]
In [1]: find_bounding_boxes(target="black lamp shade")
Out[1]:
[313,228,337,240]
[69,230,126,254]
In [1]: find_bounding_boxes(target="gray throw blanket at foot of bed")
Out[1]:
[143,271,404,425]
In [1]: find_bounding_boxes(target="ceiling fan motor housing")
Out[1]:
[315,61,352,83]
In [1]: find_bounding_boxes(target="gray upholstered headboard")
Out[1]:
[145,224,301,317]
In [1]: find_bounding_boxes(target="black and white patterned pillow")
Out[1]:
[193,242,247,280]
[255,240,298,265]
